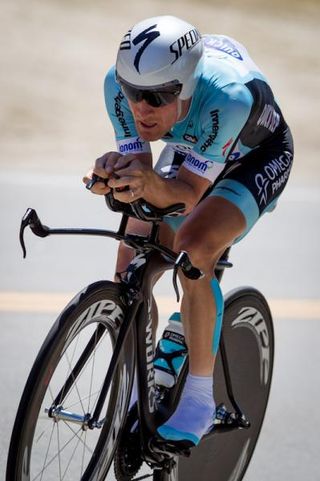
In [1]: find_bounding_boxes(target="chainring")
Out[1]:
[114,405,144,481]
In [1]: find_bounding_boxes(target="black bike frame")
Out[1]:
[19,207,247,449]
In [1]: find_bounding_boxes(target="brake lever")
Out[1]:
[172,251,204,302]
[19,208,50,258]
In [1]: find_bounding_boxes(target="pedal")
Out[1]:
[149,435,193,458]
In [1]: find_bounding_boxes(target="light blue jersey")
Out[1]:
[104,34,283,185]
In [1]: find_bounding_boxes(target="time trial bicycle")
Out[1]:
[6,188,274,481]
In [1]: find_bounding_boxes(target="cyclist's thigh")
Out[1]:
[210,126,294,240]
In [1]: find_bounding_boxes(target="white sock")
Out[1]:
[157,373,215,445]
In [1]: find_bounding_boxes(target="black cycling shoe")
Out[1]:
[150,433,193,458]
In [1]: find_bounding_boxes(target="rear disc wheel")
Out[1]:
[177,287,274,481]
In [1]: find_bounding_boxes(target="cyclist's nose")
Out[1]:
[134,100,155,116]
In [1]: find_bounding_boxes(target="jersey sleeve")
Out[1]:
[182,83,253,183]
[104,66,151,154]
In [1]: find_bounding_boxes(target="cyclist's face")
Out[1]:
[128,99,180,141]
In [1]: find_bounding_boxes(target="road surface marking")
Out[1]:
[0,292,319,320]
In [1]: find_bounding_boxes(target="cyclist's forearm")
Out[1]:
[143,172,200,213]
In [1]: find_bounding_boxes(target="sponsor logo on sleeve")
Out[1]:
[114,91,131,138]
[117,137,150,154]
[184,153,214,174]
[200,109,220,152]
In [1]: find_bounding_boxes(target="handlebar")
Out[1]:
[19,206,207,302]
[19,189,232,297]
[105,192,186,222]
[86,174,186,222]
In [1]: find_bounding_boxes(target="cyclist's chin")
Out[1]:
[136,124,165,142]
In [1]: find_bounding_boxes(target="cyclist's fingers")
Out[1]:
[83,172,110,195]
[82,170,93,185]
[108,175,132,190]
[113,154,137,171]
[94,152,123,177]
[113,163,145,179]
[90,182,111,195]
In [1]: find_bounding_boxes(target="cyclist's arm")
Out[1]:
[145,165,211,213]
[109,157,211,213]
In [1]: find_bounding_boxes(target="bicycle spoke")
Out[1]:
[61,429,84,481]
[64,351,86,414]
[61,329,107,412]
[33,425,82,480]
[64,421,94,455]
[38,422,55,481]
[56,422,63,480]
[80,429,88,477]
[59,330,82,408]
[63,388,101,411]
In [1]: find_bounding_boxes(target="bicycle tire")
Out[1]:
[6,281,135,481]
[159,286,274,481]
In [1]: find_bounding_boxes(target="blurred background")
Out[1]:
[1,0,320,478]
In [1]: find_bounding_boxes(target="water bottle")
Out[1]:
[154,312,188,388]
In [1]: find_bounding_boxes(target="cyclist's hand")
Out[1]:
[83,152,123,195]
[108,156,152,202]
[83,170,110,194]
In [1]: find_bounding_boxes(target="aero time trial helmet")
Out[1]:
[116,16,203,101]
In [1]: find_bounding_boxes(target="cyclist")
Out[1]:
[83,15,294,449]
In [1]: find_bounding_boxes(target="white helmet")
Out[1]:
[116,16,203,100]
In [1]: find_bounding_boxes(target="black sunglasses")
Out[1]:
[118,78,182,108]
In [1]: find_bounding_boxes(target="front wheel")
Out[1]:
[173,287,274,481]
[6,281,135,481]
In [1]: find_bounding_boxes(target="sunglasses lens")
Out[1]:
[119,81,181,107]
[143,91,177,107]
[120,83,143,103]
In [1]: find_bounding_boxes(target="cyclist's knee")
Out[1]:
[174,232,222,275]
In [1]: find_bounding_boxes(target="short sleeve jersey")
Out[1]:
[104,35,284,184]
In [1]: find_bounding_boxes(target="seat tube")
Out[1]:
[135,297,158,435]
